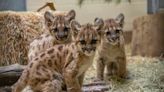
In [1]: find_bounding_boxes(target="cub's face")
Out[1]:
[102,13,124,45]
[70,19,104,56]
[44,10,76,43]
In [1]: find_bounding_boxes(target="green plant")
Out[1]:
[78,0,131,6]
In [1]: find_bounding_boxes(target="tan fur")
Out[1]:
[28,10,76,61]
[12,21,103,92]
[95,14,127,80]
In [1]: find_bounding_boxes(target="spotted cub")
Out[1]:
[28,10,76,61]
[12,19,104,92]
[95,13,127,80]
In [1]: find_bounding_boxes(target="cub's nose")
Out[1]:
[86,47,92,53]
[111,34,117,41]
[111,37,117,41]
[58,31,65,38]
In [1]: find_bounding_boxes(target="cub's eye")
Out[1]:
[64,27,69,32]
[79,40,86,45]
[53,28,58,32]
[116,30,120,33]
[91,39,97,44]
[106,31,111,35]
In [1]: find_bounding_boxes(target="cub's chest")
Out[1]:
[99,44,125,60]
[77,56,93,76]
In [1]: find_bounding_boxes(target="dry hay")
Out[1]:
[0,10,72,66]
[0,11,46,66]
[85,56,164,92]
[85,45,164,92]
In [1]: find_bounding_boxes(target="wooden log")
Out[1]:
[0,81,110,92]
[0,86,11,92]
[0,64,25,86]
[83,81,110,92]
[0,64,110,92]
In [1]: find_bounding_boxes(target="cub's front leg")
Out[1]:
[106,62,113,77]
[63,58,82,92]
[96,57,105,80]
[117,57,127,78]
[78,72,85,87]
[63,69,81,92]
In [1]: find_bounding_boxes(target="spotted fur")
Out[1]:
[28,10,76,61]
[95,14,127,80]
[12,19,104,92]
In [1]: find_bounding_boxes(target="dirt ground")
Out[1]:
[84,45,164,92]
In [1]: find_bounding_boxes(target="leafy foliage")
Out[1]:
[78,0,131,6]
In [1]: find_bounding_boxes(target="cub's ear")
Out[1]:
[94,18,104,34]
[94,18,104,30]
[65,9,76,22]
[44,11,54,27]
[70,20,81,36]
[115,13,124,27]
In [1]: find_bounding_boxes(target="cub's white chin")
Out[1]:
[84,51,95,56]
[109,42,118,45]
[108,39,119,45]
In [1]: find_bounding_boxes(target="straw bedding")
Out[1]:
[84,45,164,92]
